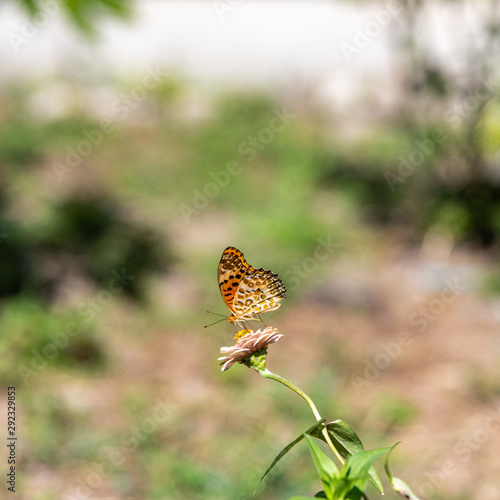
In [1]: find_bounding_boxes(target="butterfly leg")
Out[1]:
[235,320,248,331]
[257,315,269,327]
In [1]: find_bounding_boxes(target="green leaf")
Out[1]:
[385,442,421,499]
[304,434,339,495]
[342,447,391,482]
[313,420,384,493]
[333,479,363,500]
[344,487,363,500]
[288,497,318,500]
[256,419,326,492]
[336,448,390,499]
[322,420,364,454]
[384,441,400,482]
[313,491,328,498]
[19,0,131,35]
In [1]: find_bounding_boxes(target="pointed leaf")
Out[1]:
[322,420,365,455]
[257,419,326,492]
[384,442,421,499]
[304,434,339,494]
[384,441,401,482]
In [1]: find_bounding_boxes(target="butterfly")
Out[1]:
[217,246,286,325]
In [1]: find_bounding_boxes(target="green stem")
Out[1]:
[259,367,345,466]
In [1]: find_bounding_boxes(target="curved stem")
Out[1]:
[259,368,345,466]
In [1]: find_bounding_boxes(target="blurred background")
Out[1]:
[0,0,500,499]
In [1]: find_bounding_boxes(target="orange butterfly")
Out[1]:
[217,246,286,325]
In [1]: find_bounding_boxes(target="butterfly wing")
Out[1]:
[232,270,286,319]
[217,246,286,320]
[217,247,254,315]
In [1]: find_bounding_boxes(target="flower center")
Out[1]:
[234,329,252,340]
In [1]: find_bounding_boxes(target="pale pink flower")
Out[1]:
[218,327,282,372]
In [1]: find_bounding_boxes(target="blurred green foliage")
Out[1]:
[39,196,168,299]
[0,298,104,384]
[0,119,43,165]
[376,396,419,429]
[480,266,500,296]
[0,195,168,302]
[17,0,131,34]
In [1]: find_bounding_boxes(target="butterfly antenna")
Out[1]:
[206,310,227,317]
[204,311,227,328]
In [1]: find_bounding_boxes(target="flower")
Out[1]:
[218,327,282,372]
